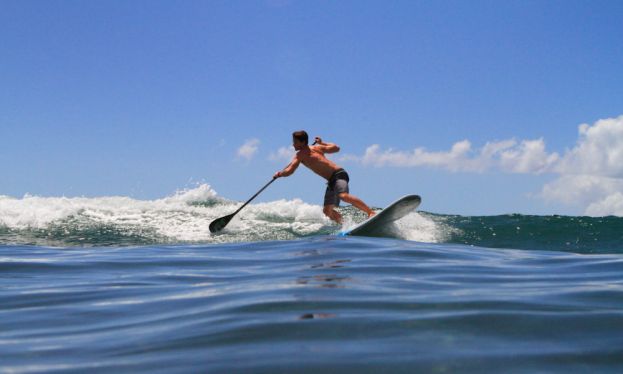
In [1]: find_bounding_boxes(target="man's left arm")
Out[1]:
[313,137,340,154]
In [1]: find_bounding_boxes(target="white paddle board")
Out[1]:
[339,195,421,237]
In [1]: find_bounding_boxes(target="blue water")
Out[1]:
[2,187,623,372]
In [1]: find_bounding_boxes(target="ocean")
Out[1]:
[2,184,623,373]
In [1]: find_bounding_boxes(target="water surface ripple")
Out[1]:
[2,237,623,373]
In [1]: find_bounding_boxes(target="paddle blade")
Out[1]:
[209,214,234,233]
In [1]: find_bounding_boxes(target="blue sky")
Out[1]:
[2,0,623,215]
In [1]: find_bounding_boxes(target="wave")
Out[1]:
[439,213,623,254]
[1,184,622,253]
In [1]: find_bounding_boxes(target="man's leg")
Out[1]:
[338,193,375,217]
[323,204,343,224]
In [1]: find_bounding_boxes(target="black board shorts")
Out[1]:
[324,169,349,207]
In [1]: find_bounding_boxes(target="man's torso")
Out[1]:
[297,146,341,180]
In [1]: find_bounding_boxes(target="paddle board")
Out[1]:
[339,195,421,237]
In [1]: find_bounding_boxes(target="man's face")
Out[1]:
[292,138,305,151]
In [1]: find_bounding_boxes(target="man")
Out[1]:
[274,130,375,224]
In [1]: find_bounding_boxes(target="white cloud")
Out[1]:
[336,153,362,163]
[541,174,623,216]
[554,115,623,177]
[269,146,295,162]
[237,139,260,161]
[360,140,471,170]
[341,114,623,216]
[540,174,623,207]
[585,192,623,216]
[539,115,623,216]
[356,138,559,174]
[498,139,560,174]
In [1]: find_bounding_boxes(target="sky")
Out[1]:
[2,0,623,216]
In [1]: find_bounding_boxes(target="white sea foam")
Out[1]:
[393,212,451,243]
[0,185,332,243]
[0,185,445,244]
[0,185,224,239]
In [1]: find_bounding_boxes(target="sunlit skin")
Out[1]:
[274,136,375,224]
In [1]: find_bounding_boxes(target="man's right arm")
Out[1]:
[274,156,301,178]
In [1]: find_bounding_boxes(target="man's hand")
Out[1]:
[273,171,282,178]
[314,137,340,153]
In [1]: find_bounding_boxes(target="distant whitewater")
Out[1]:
[1,184,622,254]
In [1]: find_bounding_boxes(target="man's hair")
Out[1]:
[292,130,308,145]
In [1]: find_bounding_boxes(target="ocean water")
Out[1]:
[1,184,623,373]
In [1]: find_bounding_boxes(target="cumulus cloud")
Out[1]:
[585,192,623,216]
[540,174,623,206]
[540,174,623,216]
[554,116,623,178]
[340,114,623,216]
[237,139,260,161]
[269,146,295,162]
[355,138,559,174]
[541,115,623,216]
[498,139,560,174]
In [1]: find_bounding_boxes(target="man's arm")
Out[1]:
[273,155,301,178]
[313,137,340,154]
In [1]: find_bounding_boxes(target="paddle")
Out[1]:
[209,177,277,233]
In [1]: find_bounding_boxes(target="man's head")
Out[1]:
[292,130,308,150]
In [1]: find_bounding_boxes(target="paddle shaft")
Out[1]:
[232,177,276,215]
[209,177,277,233]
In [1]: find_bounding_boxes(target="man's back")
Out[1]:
[297,146,341,180]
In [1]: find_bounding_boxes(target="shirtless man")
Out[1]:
[273,130,375,224]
